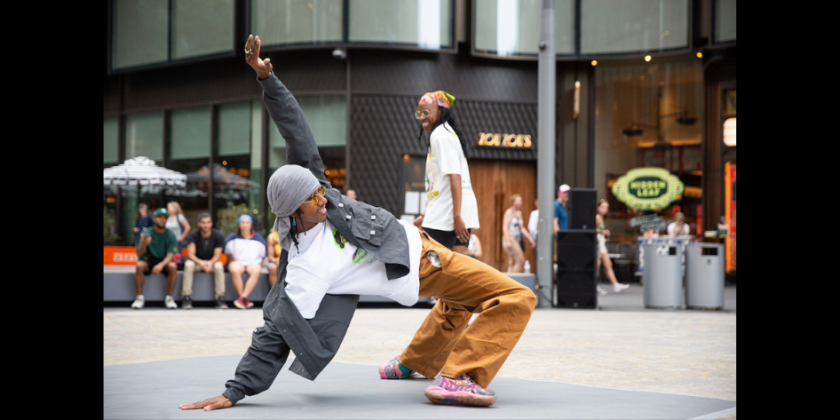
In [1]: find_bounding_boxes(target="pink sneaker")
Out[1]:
[234,297,253,309]
[379,356,413,379]
[424,374,497,407]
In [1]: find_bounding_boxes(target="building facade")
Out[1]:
[103,0,736,274]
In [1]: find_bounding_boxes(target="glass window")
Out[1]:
[104,116,120,167]
[349,0,454,49]
[125,111,164,161]
[714,0,736,43]
[168,106,211,232]
[593,54,703,243]
[251,0,343,47]
[111,0,168,70]
[581,0,689,55]
[215,101,262,236]
[474,0,574,57]
[171,0,235,60]
[268,95,346,195]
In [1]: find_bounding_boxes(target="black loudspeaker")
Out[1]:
[554,230,597,309]
[568,188,597,230]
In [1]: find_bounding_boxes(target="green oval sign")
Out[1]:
[611,167,684,210]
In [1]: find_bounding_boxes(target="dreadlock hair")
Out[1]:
[289,214,300,253]
[418,106,468,159]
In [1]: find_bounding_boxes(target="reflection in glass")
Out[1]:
[112,0,168,70]
[251,0,343,47]
[104,117,119,167]
[171,0,235,60]
[169,106,212,234]
[474,0,574,56]
[216,101,262,237]
[593,54,703,243]
[349,0,453,49]
[581,0,689,54]
[714,0,737,43]
[125,111,164,161]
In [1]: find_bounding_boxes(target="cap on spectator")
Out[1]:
[238,214,253,224]
[558,184,570,193]
[153,208,168,217]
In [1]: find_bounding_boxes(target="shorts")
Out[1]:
[503,237,524,257]
[423,227,471,249]
[140,257,173,275]
[597,234,608,255]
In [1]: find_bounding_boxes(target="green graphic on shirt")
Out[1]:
[352,248,369,264]
[332,227,370,264]
[332,228,348,249]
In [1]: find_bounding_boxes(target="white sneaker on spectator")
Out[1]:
[596,286,607,296]
[613,283,630,293]
[164,295,178,309]
[131,296,145,309]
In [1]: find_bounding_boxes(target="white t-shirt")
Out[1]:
[528,209,539,241]
[666,221,690,236]
[284,219,422,319]
[166,214,186,240]
[422,122,479,231]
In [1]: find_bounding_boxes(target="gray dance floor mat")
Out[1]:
[104,355,736,419]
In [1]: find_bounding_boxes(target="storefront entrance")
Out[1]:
[469,159,537,273]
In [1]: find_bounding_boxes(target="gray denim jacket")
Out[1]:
[221,72,411,404]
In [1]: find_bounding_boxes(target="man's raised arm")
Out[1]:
[245,35,325,184]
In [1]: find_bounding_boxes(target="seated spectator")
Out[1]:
[224,215,267,309]
[133,208,179,309]
[266,227,282,289]
[181,213,228,310]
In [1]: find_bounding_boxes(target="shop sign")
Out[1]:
[611,167,684,210]
[477,133,532,148]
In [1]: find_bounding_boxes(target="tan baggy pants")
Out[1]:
[400,229,537,389]
[181,260,226,299]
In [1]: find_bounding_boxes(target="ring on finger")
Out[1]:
[245,48,253,55]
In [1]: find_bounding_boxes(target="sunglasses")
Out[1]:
[414,109,432,119]
[305,185,327,206]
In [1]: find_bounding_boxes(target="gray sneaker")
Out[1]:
[216,297,228,309]
[182,295,193,310]
[131,296,145,309]
[164,295,178,309]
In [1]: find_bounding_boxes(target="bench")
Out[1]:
[103,265,271,303]
[103,266,437,305]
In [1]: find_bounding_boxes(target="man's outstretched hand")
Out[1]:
[179,395,233,411]
[245,34,273,80]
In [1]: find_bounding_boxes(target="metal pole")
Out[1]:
[536,0,556,308]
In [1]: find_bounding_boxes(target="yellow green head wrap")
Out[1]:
[419,90,456,108]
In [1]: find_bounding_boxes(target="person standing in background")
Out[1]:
[502,194,535,273]
[527,198,539,244]
[345,189,357,200]
[666,212,691,236]
[224,215,267,309]
[552,184,570,265]
[133,203,154,245]
[595,199,629,295]
[465,232,483,261]
[166,201,191,264]
[412,90,479,256]
[552,184,570,235]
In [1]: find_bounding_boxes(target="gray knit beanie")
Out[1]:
[268,165,322,250]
